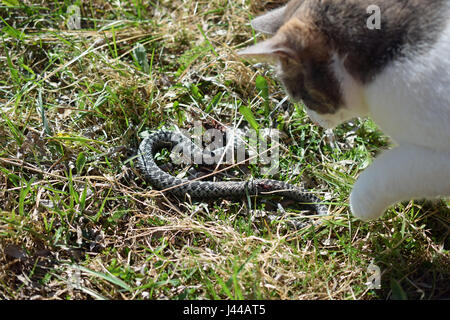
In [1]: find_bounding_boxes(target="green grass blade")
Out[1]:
[69,264,133,293]
[239,105,260,133]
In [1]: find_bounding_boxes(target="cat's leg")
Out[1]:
[350,144,450,221]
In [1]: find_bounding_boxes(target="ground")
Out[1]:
[0,0,449,300]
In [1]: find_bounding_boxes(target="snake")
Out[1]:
[137,130,328,228]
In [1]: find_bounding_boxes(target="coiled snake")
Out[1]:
[138,130,328,228]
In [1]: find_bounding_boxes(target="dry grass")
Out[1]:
[0,0,449,300]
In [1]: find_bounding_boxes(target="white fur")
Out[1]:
[350,144,450,221]
[321,19,450,220]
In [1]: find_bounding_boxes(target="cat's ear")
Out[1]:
[237,36,299,62]
[251,5,286,35]
[239,18,328,63]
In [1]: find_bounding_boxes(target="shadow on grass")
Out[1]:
[368,202,449,300]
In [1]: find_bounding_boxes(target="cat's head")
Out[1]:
[239,2,361,128]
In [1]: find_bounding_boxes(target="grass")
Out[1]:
[0,0,449,300]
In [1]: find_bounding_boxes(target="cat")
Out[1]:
[238,0,450,221]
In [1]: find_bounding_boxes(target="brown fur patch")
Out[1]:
[274,18,342,114]
[277,17,329,61]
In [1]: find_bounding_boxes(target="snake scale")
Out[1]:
[138,130,328,228]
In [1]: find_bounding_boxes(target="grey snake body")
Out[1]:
[138,130,328,228]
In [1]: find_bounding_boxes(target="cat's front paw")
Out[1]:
[350,187,386,221]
